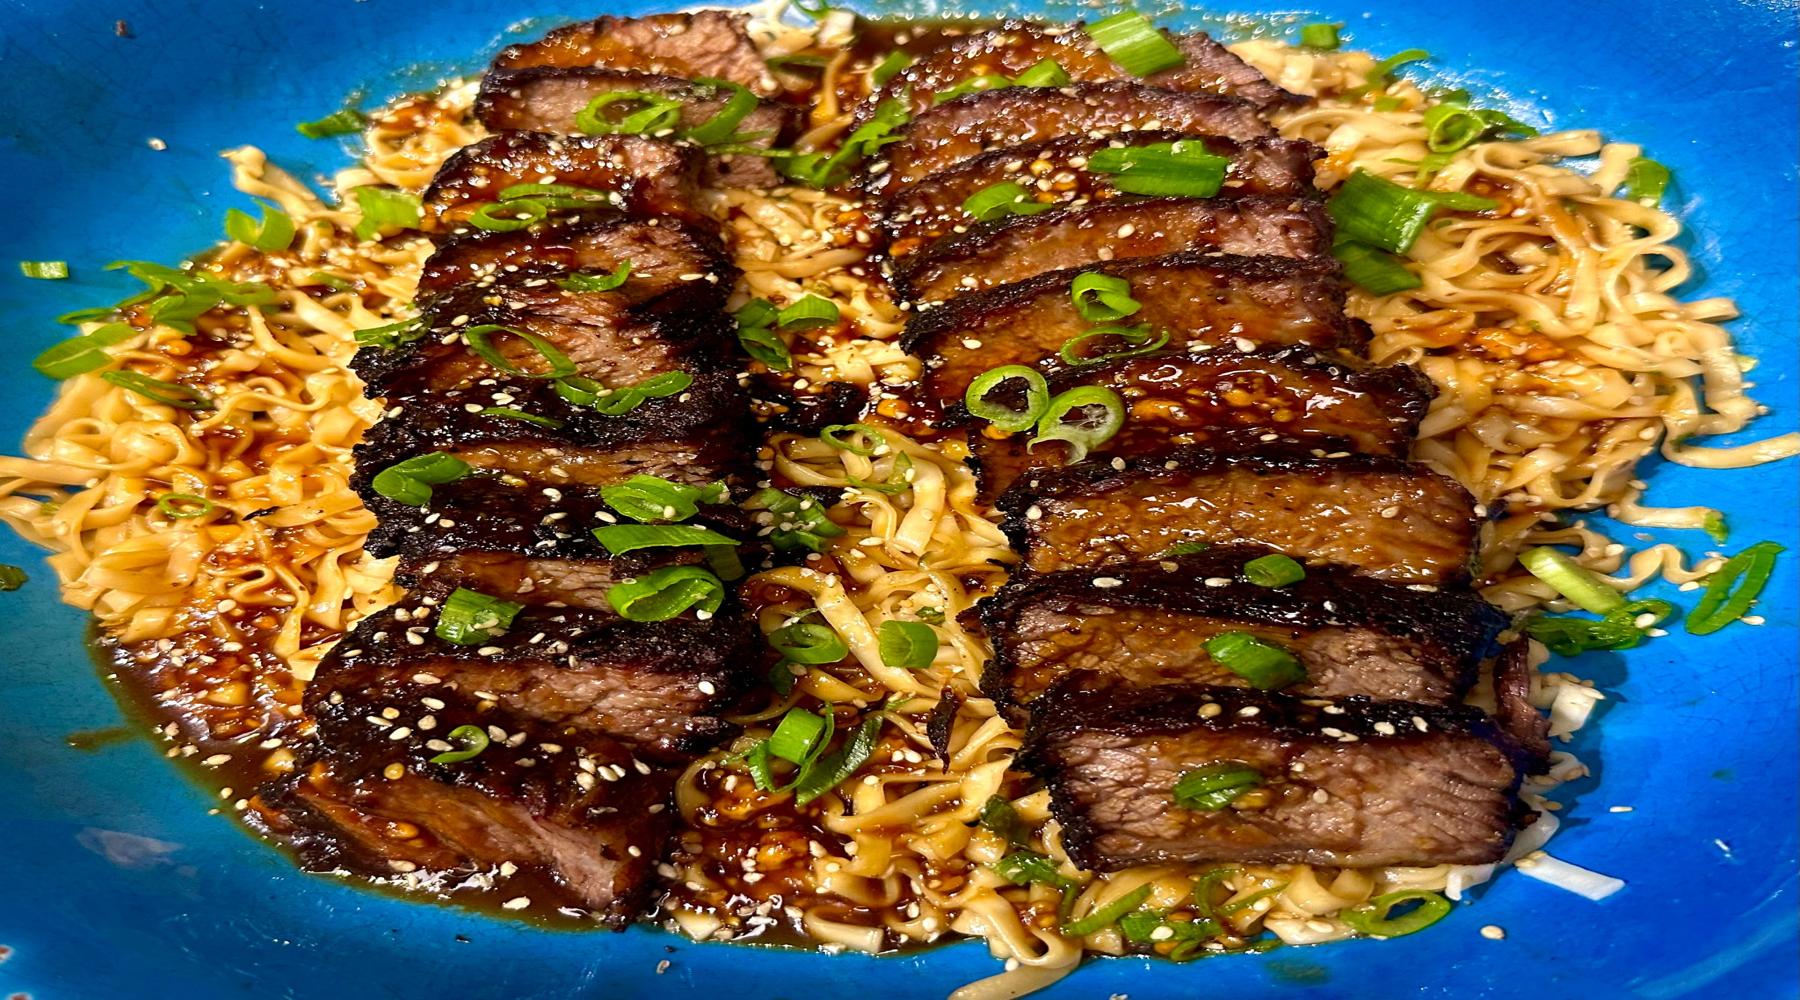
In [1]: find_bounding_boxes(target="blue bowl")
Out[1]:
[1,2,1794,997]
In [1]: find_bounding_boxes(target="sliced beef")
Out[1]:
[1494,640,1551,769]
[903,253,1359,422]
[865,20,1295,118]
[353,216,735,397]
[475,68,803,188]
[492,10,778,96]
[354,370,753,490]
[996,451,1481,583]
[892,195,1332,302]
[421,132,707,230]
[259,683,670,926]
[1022,681,1529,870]
[358,472,755,566]
[395,551,705,611]
[867,82,1274,199]
[308,602,755,759]
[879,133,1320,257]
[966,347,1431,498]
[974,546,1506,707]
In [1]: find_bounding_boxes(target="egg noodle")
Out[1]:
[0,6,1792,997]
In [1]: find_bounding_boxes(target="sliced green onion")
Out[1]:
[352,187,422,242]
[1157,541,1211,558]
[749,487,845,552]
[768,660,799,697]
[932,74,1014,105]
[1071,273,1141,323]
[606,565,726,621]
[599,475,725,523]
[353,317,424,350]
[1204,632,1306,690]
[32,322,135,379]
[1172,760,1265,810]
[1422,103,1486,153]
[1368,48,1430,88]
[1087,141,1230,198]
[1012,58,1072,88]
[591,523,739,555]
[917,606,945,624]
[429,724,490,764]
[1191,867,1242,919]
[57,306,116,325]
[1218,884,1287,916]
[309,271,357,293]
[1332,239,1422,295]
[1526,598,1674,656]
[555,261,632,294]
[224,204,296,252]
[995,850,1075,893]
[1623,157,1671,205]
[791,0,832,20]
[820,423,886,456]
[155,493,214,519]
[468,199,549,232]
[978,795,1030,846]
[965,364,1051,433]
[776,294,840,331]
[1299,22,1341,49]
[769,619,849,664]
[1243,553,1305,588]
[296,108,366,139]
[0,564,25,591]
[961,181,1052,222]
[849,452,914,495]
[1057,323,1168,365]
[1340,890,1452,938]
[369,451,470,507]
[1027,386,1125,464]
[793,713,884,805]
[878,620,939,670]
[1327,170,1498,254]
[1086,12,1185,76]
[738,323,793,370]
[869,50,913,86]
[19,260,69,279]
[705,542,746,582]
[562,370,694,416]
[1064,885,1155,937]
[1373,95,1406,112]
[462,324,577,380]
[682,78,760,146]
[494,182,614,207]
[1686,541,1784,635]
[777,96,910,188]
[574,90,684,136]
[1703,511,1729,545]
[769,707,829,764]
[478,406,564,429]
[1519,546,1625,614]
[101,371,214,410]
[434,587,524,646]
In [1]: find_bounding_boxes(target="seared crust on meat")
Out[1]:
[493,10,778,96]
[996,450,1482,582]
[421,132,708,229]
[867,83,1274,198]
[903,253,1359,422]
[1021,681,1530,870]
[879,133,1320,257]
[863,20,1296,120]
[1494,640,1552,770]
[965,347,1431,498]
[973,545,1507,707]
[892,195,1332,302]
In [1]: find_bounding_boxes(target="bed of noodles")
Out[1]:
[1,6,1794,998]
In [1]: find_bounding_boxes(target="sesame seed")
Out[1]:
[1480,925,1506,941]
[502,896,531,910]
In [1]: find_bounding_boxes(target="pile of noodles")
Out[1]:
[0,7,1793,998]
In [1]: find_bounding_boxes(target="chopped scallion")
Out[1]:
[224,203,296,252]
[19,260,69,280]
[462,324,577,379]
[369,451,470,507]
[296,107,366,139]
[1243,553,1305,588]
[1327,169,1498,254]
[599,475,726,523]
[965,364,1051,433]
[769,619,849,664]
[748,487,844,552]
[820,422,886,456]
[591,523,739,555]
[1332,239,1422,295]
[574,90,684,136]
[155,493,214,519]
[1027,385,1125,464]
[1340,890,1451,938]
[1063,885,1154,937]
[877,620,939,670]
[869,50,913,86]
[351,187,422,242]
[0,564,25,591]
[1085,12,1185,77]
[101,371,214,410]
[1519,546,1625,614]
[1299,22,1341,50]
[1070,272,1141,322]
[606,565,726,621]
[1204,632,1305,690]
[434,587,524,646]
[1172,760,1265,810]
[961,181,1052,222]
[477,406,564,429]
[1623,157,1671,205]
[1685,541,1783,635]
[1012,58,1071,87]
[768,707,829,764]
[1087,141,1230,198]
[776,294,840,331]
[682,78,760,146]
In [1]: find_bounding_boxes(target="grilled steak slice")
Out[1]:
[975,546,1506,707]
[904,253,1359,422]
[354,216,735,397]
[475,68,803,188]
[1494,640,1551,769]
[421,132,707,230]
[880,133,1319,257]
[996,451,1481,583]
[865,20,1294,119]
[259,684,670,925]
[868,82,1274,198]
[308,602,755,759]
[893,195,1331,302]
[966,347,1430,498]
[396,551,706,611]
[354,370,754,490]
[492,10,777,96]
[1022,682,1529,870]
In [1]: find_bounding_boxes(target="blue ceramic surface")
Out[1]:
[1,1,1795,997]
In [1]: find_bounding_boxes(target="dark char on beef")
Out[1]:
[973,545,1507,708]
[995,449,1483,582]
[1022,681,1531,871]
[421,132,709,230]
